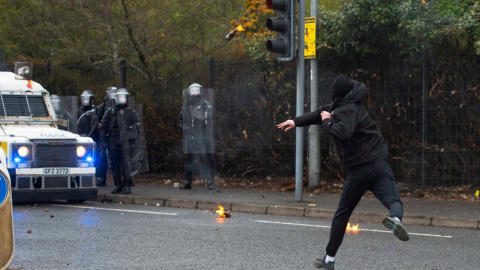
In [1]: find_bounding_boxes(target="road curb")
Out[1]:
[267,205,305,217]
[104,194,134,204]
[133,196,166,207]
[305,207,335,219]
[165,198,198,209]
[231,203,268,215]
[402,215,432,227]
[430,217,479,230]
[97,194,479,230]
[197,201,226,211]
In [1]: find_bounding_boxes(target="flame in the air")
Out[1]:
[236,25,245,32]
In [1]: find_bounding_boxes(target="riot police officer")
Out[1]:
[95,86,117,123]
[77,89,109,186]
[91,87,117,186]
[77,90,95,120]
[179,83,215,190]
[100,88,142,194]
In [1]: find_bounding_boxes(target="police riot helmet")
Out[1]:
[106,86,117,94]
[107,89,116,100]
[115,88,130,106]
[80,90,94,107]
[51,94,61,111]
[187,83,202,97]
[106,86,117,99]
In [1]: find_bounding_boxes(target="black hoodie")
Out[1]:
[293,80,389,168]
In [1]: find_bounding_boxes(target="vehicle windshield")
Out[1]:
[0,92,54,122]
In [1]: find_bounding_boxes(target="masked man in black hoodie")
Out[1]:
[277,75,409,270]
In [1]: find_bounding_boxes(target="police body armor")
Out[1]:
[113,107,142,178]
[77,106,93,120]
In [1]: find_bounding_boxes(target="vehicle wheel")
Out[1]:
[67,200,86,204]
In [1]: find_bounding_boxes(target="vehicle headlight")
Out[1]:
[77,146,86,157]
[18,146,30,157]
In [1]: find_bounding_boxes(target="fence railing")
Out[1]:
[1,58,478,188]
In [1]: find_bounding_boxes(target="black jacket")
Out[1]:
[294,80,389,168]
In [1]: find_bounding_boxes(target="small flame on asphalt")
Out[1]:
[216,205,231,218]
[216,205,226,218]
[347,223,359,232]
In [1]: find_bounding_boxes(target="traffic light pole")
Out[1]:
[295,0,305,202]
[308,0,320,191]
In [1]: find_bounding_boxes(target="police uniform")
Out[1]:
[179,83,215,190]
[100,89,141,194]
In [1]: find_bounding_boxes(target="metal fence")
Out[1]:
[1,57,479,188]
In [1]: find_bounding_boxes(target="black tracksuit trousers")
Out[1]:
[326,158,403,257]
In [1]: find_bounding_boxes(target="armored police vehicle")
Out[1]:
[0,63,97,203]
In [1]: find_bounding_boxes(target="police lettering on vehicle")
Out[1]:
[0,174,8,207]
[39,133,67,138]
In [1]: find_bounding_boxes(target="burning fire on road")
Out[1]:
[216,205,231,218]
[346,223,359,233]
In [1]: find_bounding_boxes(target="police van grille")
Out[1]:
[35,144,76,167]
[43,176,70,189]
[81,175,94,188]
[16,176,32,190]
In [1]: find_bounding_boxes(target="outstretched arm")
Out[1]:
[277,103,333,131]
[291,103,333,127]
[277,120,296,132]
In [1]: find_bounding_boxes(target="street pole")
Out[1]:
[208,57,214,88]
[422,52,427,191]
[308,0,320,190]
[295,0,305,202]
[121,59,127,88]
[46,62,51,91]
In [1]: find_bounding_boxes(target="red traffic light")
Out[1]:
[266,0,287,11]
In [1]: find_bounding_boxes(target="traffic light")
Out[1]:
[265,0,296,61]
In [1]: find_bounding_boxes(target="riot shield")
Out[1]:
[117,108,143,177]
[52,96,78,133]
[77,109,101,142]
[133,104,149,174]
[181,87,215,154]
[0,159,14,269]
[119,95,148,174]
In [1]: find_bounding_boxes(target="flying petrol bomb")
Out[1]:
[225,25,245,41]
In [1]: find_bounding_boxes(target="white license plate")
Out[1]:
[43,168,70,175]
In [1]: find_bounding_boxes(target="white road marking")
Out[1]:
[53,204,178,216]
[254,220,453,238]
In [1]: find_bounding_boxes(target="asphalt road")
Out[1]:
[9,202,480,270]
